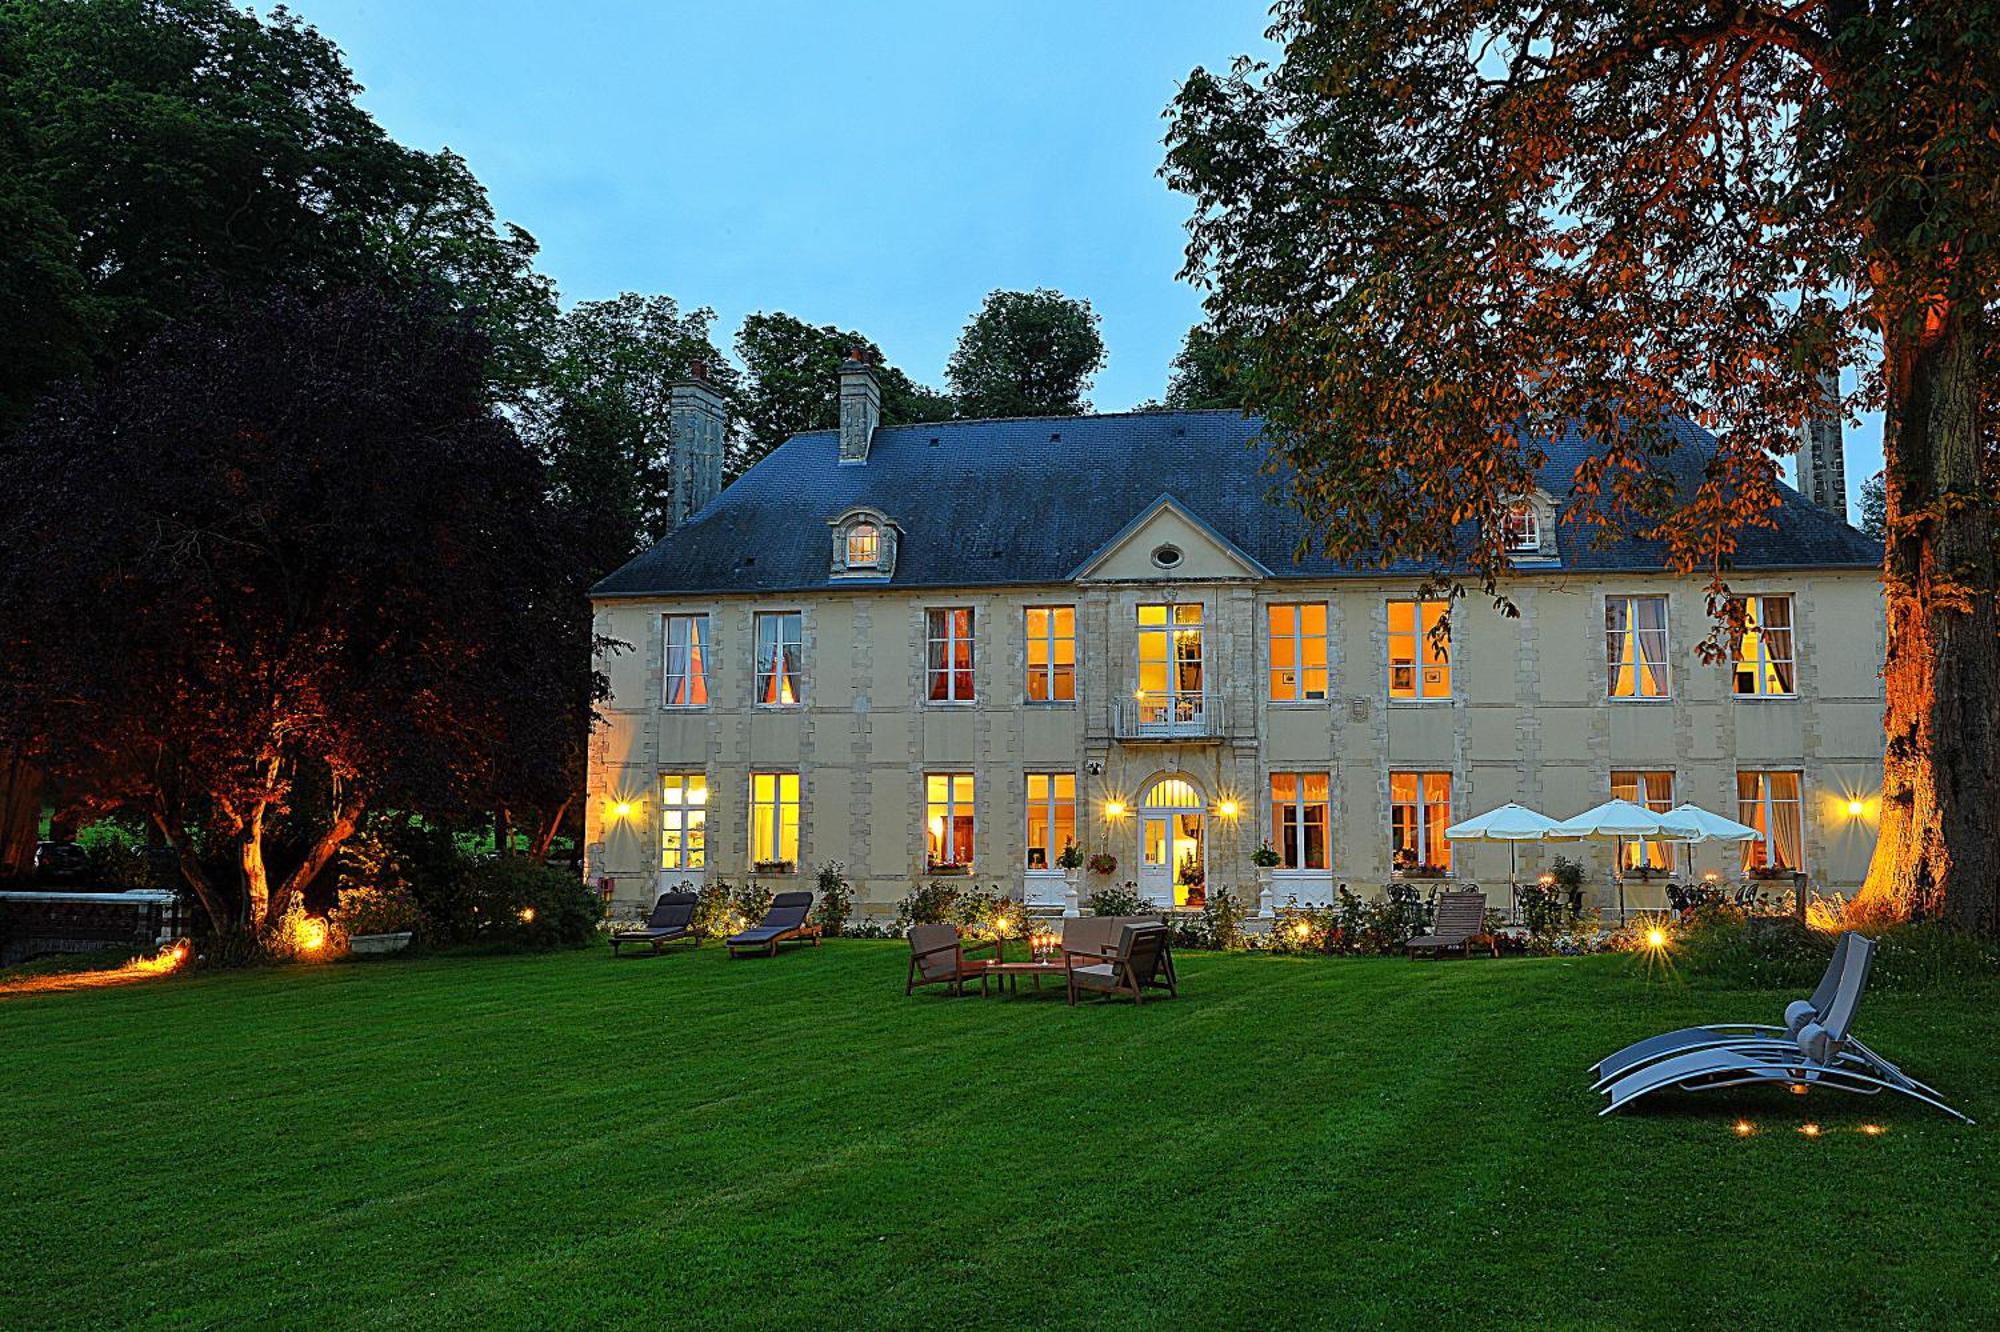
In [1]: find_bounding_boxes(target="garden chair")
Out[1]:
[1597,935,1973,1122]
[1065,921,1177,1006]
[610,891,700,957]
[725,891,820,959]
[1406,890,1491,958]
[1060,914,1156,964]
[1591,931,1855,1087]
[903,922,996,997]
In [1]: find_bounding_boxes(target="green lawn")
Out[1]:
[2,944,1992,1330]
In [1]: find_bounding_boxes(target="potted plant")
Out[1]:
[925,858,970,876]
[1086,851,1118,877]
[753,859,797,876]
[1251,840,1281,917]
[1057,839,1084,917]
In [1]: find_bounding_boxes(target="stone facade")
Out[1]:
[587,539,1886,918]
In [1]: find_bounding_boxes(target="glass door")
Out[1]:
[1136,603,1205,731]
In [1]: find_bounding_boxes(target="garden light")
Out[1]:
[1645,926,1667,950]
[1860,1124,1886,1136]
[299,918,328,952]
[1799,1123,1821,1138]
[1733,1120,1755,1137]
[518,907,536,924]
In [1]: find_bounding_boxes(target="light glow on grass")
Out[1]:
[1734,1119,1756,1137]
[0,939,189,997]
[1799,1123,1822,1138]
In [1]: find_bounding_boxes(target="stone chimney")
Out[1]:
[838,349,880,465]
[668,361,726,526]
[1797,369,1848,524]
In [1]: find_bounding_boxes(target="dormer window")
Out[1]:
[1503,503,1540,553]
[828,507,898,580]
[847,522,880,568]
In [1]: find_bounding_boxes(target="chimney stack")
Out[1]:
[668,361,726,526]
[1797,369,1848,524]
[838,349,880,465]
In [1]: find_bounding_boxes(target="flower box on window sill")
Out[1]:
[752,860,796,876]
[926,862,970,877]
[1748,865,1799,882]
[1394,866,1454,882]
[1623,866,1669,881]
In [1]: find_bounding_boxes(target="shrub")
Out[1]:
[813,863,854,937]
[1086,882,1149,917]
[459,858,603,950]
[332,830,423,937]
[85,842,167,892]
[1183,884,1248,951]
[1868,922,2000,990]
[1678,907,2000,993]
[949,884,1016,936]
[894,879,960,930]
[690,881,739,940]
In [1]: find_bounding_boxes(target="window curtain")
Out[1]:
[1769,772,1802,869]
[1761,598,1796,693]
[1634,598,1669,696]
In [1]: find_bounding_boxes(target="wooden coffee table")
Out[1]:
[985,958,1066,995]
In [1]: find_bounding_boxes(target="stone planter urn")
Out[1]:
[1255,866,1276,918]
[1062,867,1082,918]
[348,931,413,956]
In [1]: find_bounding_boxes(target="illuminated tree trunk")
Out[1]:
[239,803,272,932]
[1856,303,2000,933]
[0,750,41,880]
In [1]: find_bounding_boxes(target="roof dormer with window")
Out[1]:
[1501,490,1560,564]
[828,506,899,581]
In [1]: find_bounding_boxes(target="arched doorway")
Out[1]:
[1139,777,1205,909]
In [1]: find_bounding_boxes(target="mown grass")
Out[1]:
[1,944,1992,1330]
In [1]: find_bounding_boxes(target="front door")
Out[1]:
[1139,805,1205,909]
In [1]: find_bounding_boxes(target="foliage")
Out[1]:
[331,830,424,937]
[893,879,961,930]
[1163,1,2000,933]
[1086,882,1150,918]
[1678,909,2000,993]
[1858,471,1887,542]
[948,884,1018,937]
[1056,838,1084,871]
[1250,841,1281,869]
[457,858,602,950]
[1086,852,1118,876]
[1163,323,1243,410]
[0,0,554,426]
[732,312,953,472]
[1172,885,1247,951]
[945,288,1106,419]
[813,863,854,937]
[0,289,590,938]
[687,881,737,941]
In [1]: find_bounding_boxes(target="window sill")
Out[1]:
[1734,694,1799,702]
[660,704,710,713]
[1268,699,1334,709]
[751,863,798,877]
[1024,699,1078,708]
[923,700,979,708]
[1386,697,1454,706]
[752,703,806,712]
[1606,694,1674,704]
[926,865,971,877]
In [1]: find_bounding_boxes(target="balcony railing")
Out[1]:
[1112,690,1227,743]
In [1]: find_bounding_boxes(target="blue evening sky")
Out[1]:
[278,1,1877,501]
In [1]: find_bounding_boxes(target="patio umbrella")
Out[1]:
[1444,803,1562,917]
[1549,799,1702,919]
[1660,803,1763,890]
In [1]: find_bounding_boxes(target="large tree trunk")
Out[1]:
[264,795,363,927]
[1854,302,2000,934]
[239,802,272,931]
[0,749,42,880]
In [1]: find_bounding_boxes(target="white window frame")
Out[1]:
[1389,771,1453,875]
[1606,595,1672,700]
[1739,770,1804,872]
[752,610,804,708]
[659,773,708,873]
[1269,771,1331,871]
[748,771,800,868]
[925,772,976,871]
[1732,594,1797,698]
[1610,770,1675,871]
[1024,771,1075,873]
[1504,503,1540,553]
[846,522,880,568]
[1267,602,1331,704]
[1387,599,1452,701]
[1136,601,1206,723]
[1024,605,1076,703]
[662,613,710,710]
[926,607,976,704]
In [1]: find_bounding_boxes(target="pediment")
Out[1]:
[1071,494,1270,582]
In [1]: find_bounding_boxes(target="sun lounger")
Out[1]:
[1406,889,1491,958]
[725,891,820,958]
[610,891,700,956]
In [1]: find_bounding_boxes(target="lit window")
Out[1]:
[926,773,975,870]
[1268,603,1330,702]
[1270,772,1330,870]
[1136,602,1205,723]
[749,772,799,867]
[660,774,708,871]
[846,522,880,568]
[1732,596,1796,697]
[1387,600,1451,700]
[1025,772,1075,871]
[753,611,803,706]
[1739,771,1803,872]
[926,607,976,702]
[1025,606,1076,702]
[1611,770,1675,871]
[1390,772,1452,874]
[1504,503,1540,552]
[1606,596,1671,698]
[662,614,710,708]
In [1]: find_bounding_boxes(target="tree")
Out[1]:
[945,289,1106,419]
[0,0,554,422]
[1859,471,1888,541]
[0,289,587,936]
[1163,323,1245,410]
[526,293,736,579]
[1165,3,1999,933]
[734,312,954,471]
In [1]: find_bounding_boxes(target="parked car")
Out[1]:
[33,841,90,883]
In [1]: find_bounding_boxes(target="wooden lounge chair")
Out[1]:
[1060,914,1156,963]
[1406,889,1492,958]
[610,890,700,956]
[1065,921,1177,1006]
[904,922,996,997]
[725,890,820,958]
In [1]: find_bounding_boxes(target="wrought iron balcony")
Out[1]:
[1112,690,1227,743]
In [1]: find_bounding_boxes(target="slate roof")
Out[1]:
[591,409,1880,598]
